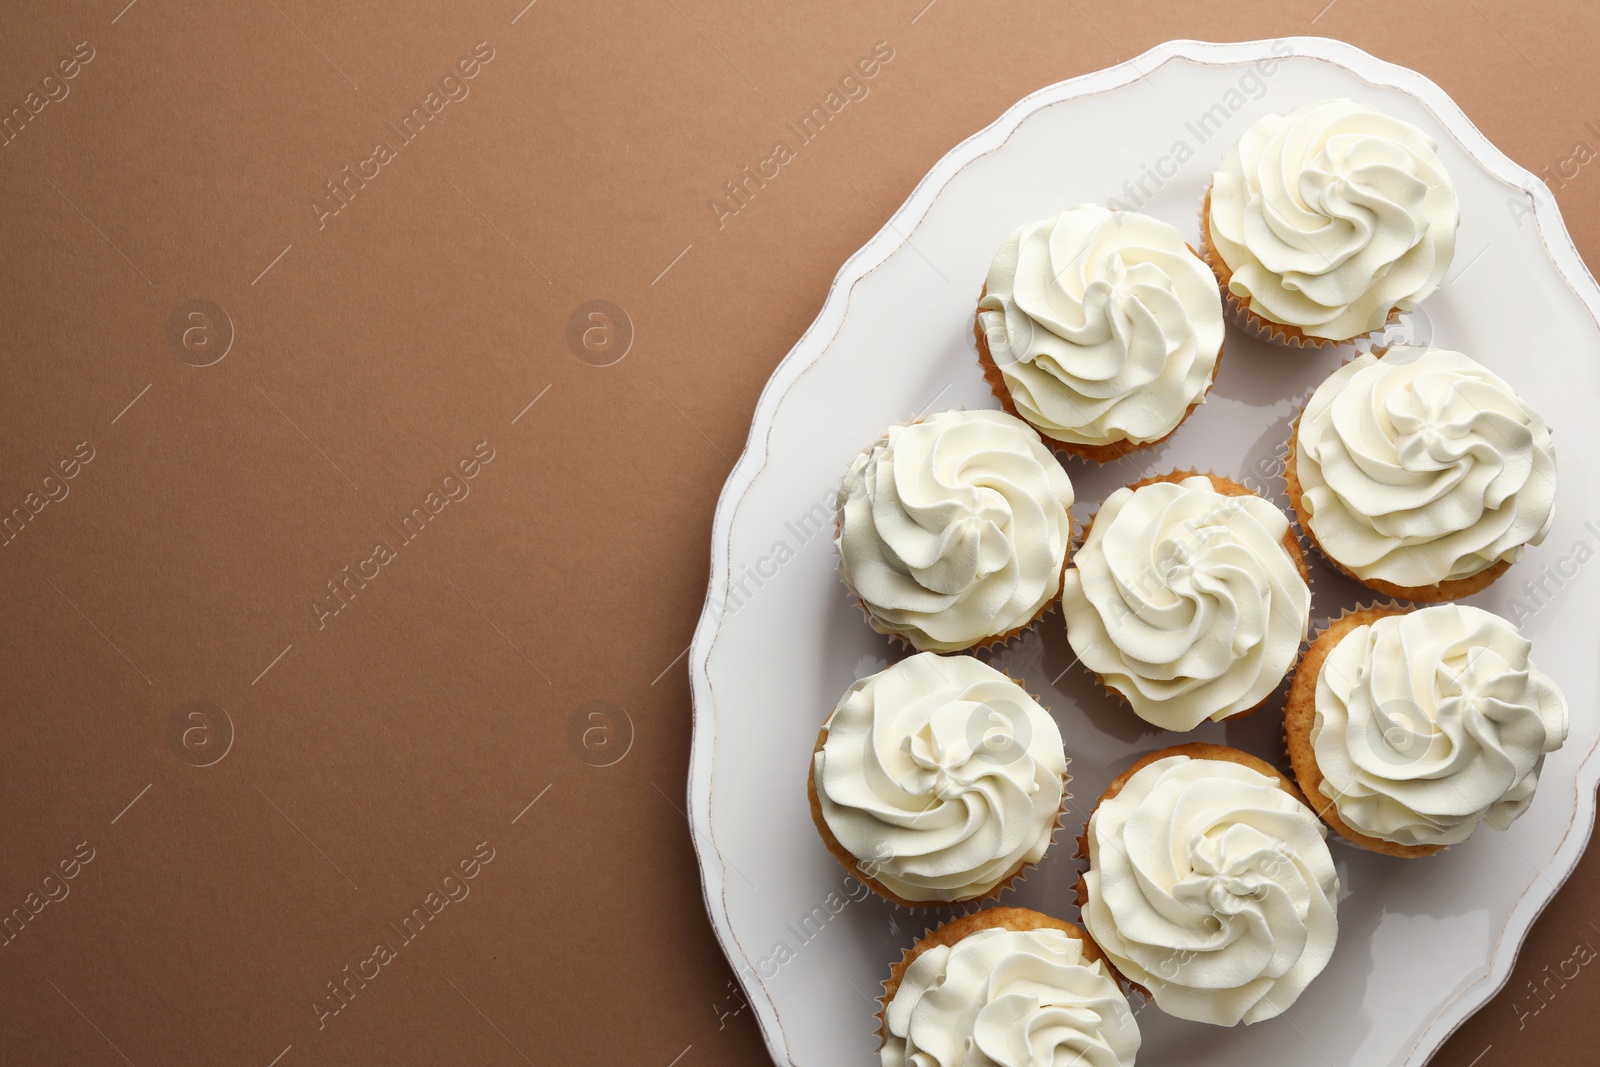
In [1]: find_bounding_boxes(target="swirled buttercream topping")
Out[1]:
[837,409,1075,652]
[1208,99,1458,340]
[1061,476,1309,730]
[883,926,1140,1067]
[1082,754,1339,1026]
[1312,605,1568,847]
[1295,346,1556,587]
[978,205,1224,447]
[815,653,1066,903]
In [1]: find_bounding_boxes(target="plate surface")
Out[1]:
[687,37,1600,1067]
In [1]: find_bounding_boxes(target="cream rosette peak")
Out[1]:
[1060,475,1310,731]
[1082,753,1339,1026]
[1312,604,1568,848]
[836,409,1075,653]
[814,653,1067,904]
[978,205,1224,448]
[1294,345,1556,588]
[882,926,1140,1067]
[1207,98,1459,341]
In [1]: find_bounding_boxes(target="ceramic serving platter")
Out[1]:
[687,37,1600,1066]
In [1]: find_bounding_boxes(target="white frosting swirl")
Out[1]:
[815,653,1066,903]
[1083,754,1339,1026]
[883,926,1140,1067]
[1295,346,1556,587]
[1061,476,1309,730]
[1208,99,1458,339]
[1312,605,1568,847]
[837,410,1075,652]
[977,205,1224,447]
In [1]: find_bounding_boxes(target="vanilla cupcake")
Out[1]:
[1078,744,1339,1026]
[809,653,1068,906]
[880,908,1139,1067]
[975,205,1225,460]
[1060,472,1310,731]
[1286,604,1569,857]
[836,409,1075,653]
[1203,99,1459,346]
[1288,346,1557,600]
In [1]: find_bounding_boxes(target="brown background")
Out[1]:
[0,1,1595,1064]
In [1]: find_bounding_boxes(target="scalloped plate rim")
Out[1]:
[686,35,1600,1067]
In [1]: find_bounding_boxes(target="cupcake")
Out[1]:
[809,652,1068,907]
[1286,604,1569,857]
[836,409,1075,652]
[974,204,1225,461]
[880,907,1139,1067]
[1288,345,1557,600]
[1060,471,1310,731]
[1202,99,1459,346]
[1077,743,1339,1026]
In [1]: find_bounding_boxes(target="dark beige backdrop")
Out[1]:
[1,1,1596,1064]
